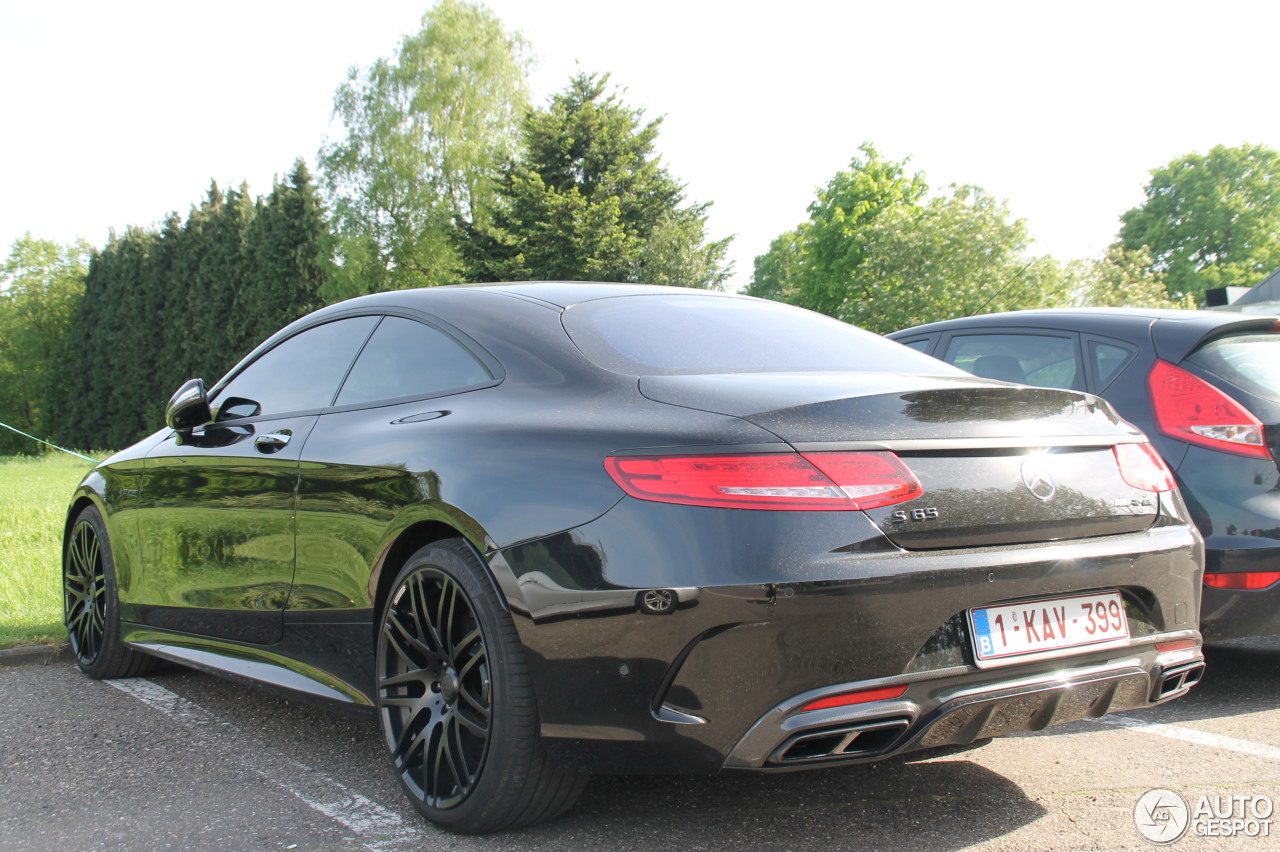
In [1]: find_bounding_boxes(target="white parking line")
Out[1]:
[106,678,426,852]
[1089,713,1280,762]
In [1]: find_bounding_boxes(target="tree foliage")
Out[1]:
[0,236,89,454]
[466,73,732,288]
[319,0,530,298]
[1118,143,1280,302]
[748,147,1072,332]
[61,163,330,450]
[1064,245,1192,309]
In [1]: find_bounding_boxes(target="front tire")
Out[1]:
[375,539,587,833]
[63,505,158,679]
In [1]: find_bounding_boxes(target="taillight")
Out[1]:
[1204,572,1280,590]
[1112,442,1176,492]
[603,452,922,511]
[1148,360,1270,459]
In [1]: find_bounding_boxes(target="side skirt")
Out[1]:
[120,615,377,719]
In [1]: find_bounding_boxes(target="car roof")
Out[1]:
[888,307,1279,363]
[354,281,736,311]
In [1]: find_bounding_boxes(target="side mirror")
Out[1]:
[166,378,212,432]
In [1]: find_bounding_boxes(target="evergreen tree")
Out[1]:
[234,160,330,352]
[468,72,731,288]
[60,165,333,450]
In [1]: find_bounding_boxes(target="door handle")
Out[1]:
[254,431,292,453]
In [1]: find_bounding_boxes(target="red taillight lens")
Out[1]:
[1204,572,1280,590]
[802,452,925,510]
[603,452,922,511]
[1148,360,1270,459]
[1112,442,1176,492]
[800,685,908,712]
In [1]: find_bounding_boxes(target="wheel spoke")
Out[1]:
[455,689,490,734]
[443,715,469,792]
[435,580,458,660]
[382,611,431,668]
[392,710,431,771]
[378,670,427,690]
[429,720,451,802]
[411,575,444,655]
[455,639,484,678]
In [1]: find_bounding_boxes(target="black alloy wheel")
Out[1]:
[63,505,157,679]
[379,563,492,809]
[64,514,105,664]
[376,539,586,833]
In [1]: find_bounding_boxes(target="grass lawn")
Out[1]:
[0,452,103,649]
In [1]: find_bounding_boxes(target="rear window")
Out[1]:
[1185,332,1280,403]
[562,295,961,376]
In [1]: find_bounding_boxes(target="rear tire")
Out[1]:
[375,538,587,833]
[63,505,158,679]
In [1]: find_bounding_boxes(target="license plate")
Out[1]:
[968,591,1130,668]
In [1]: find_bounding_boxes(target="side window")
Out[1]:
[1087,339,1136,392]
[942,333,1080,389]
[215,316,378,419]
[335,316,494,406]
[896,337,935,354]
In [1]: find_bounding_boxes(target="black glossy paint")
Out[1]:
[68,284,1205,787]
[890,308,1280,640]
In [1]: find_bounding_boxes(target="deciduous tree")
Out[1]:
[747,148,1065,333]
[1118,143,1280,302]
[319,0,530,297]
[0,236,89,453]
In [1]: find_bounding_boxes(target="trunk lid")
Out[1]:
[640,372,1164,550]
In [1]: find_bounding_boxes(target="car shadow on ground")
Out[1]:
[147,664,1043,849]
[521,751,1044,849]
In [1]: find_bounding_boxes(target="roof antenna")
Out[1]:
[969,260,1034,317]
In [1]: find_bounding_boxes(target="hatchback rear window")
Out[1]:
[562,295,959,376]
[1185,332,1280,403]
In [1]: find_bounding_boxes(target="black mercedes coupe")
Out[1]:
[64,283,1205,833]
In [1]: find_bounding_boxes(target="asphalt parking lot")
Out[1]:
[2,637,1278,852]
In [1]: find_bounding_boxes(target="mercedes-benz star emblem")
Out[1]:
[1020,458,1057,501]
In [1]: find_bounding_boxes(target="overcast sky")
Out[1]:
[3,0,1279,291]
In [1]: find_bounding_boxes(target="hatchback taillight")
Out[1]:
[603,452,923,511]
[1112,442,1176,492]
[1148,360,1270,459]
[1204,572,1280,590]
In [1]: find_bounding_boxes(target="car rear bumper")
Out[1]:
[1201,540,1280,640]
[725,638,1203,770]
[492,498,1204,775]
[1202,582,1280,640]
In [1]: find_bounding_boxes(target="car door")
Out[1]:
[128,316,379,644]
[289,314,500,616]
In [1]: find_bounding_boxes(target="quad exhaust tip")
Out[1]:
[769,718,911,765]
[1154,662,1205,701]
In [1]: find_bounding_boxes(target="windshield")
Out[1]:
[1186,331,1280,404]
[562,294,962,377]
